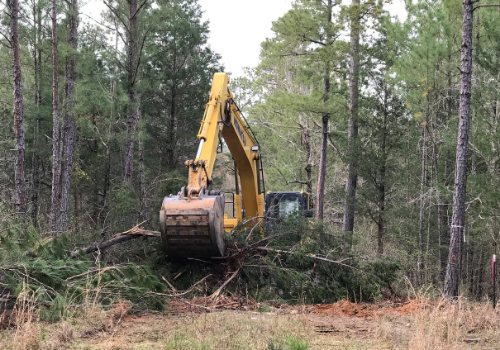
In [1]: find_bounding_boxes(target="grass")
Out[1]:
[1,296,500,349]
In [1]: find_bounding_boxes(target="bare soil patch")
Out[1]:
[2,297,500,349]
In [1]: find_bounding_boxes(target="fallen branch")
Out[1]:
[172,274,212,297]
[66,265,125,281]
[183,300,220,312]
[255,247,357,270]
[161,276,178,292]
[147,274,213,298]
[229,233,288,258]
[187,257,211,264]
[210,269,240,299]
[70,223,161,258]
[244,218,264,244]
[247,233,288,250]
[111,223,161,238]
[1,266,58,300]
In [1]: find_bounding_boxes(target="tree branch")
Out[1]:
[303,34,326,46]
[255,247,357,270]
[129,0,148,20]
[102,0,130,33]
[327,134,345,163]
[474,4,500,10]
[131,28,151,86]
[209,269,240,299]
[66,265,125,281]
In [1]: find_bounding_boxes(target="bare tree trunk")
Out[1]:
[299,114,312,195]
[377,85,388,258]
[73,180,79,233]
[377,178,386,258]
[9,0,27,221]
[418,124,428,285]
[122,0,138,185]
[31,121,40,228]
[168,86,176,166]
[316,73,329,220]
[138,102,147,221]
[477,245,483,299]
[426,142,434,284]
[31,1,42,228]
[315,0,332,220]
[58,0,78,233]
[444,0,474,299]
[432,138,444,282]
[50,0,60,234]
[343,0,360,236]
[99,146,111,233]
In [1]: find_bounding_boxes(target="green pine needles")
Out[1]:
[0,220,167,321]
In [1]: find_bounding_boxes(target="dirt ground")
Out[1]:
[1,297,499,350]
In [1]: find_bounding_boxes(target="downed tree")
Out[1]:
[60,217,396,305]
[71,222,160,258]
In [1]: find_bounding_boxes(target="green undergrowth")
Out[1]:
[153,213,400,304]
[0,218,167,321]
[1,212,400,320]
[225,213,400,304]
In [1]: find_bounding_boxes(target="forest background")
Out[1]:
[1,0,500,309]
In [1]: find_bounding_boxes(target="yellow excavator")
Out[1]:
[159,73,312,258]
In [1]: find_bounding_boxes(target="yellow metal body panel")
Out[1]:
[234,194,243,222]
[223,218,238,232]
[193,73,263,224]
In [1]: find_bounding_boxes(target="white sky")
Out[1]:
[81,0,407,77]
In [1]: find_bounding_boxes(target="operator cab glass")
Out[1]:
[265,192,309,219]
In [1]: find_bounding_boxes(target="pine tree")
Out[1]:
[57,0,79,233]
[8,0,27,221]
[50,0,61,234]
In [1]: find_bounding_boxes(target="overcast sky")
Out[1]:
[81,0,407,77]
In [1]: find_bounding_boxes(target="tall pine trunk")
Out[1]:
[168,86,176,166]
[50,0,61,234]
[343,0,360,236]
[418,124,428,285]
[31,2,42,228]
[316,79,329,219]
[138,102,147,221]
[377,86,388,258]
[58,0,78,233]
[122,0,138,185]
[315,0,332,220]
[9,0,27,220]
[444,0,474,298]
[299,113,313,195]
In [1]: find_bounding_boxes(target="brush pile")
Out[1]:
[0,214,400,320]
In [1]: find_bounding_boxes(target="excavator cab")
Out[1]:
[264,191,313,219]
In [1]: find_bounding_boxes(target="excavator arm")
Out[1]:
[160,73,264,258]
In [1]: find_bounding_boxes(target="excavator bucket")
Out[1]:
[159,192,225,258]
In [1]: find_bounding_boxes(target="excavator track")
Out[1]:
[159,191,225,258]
